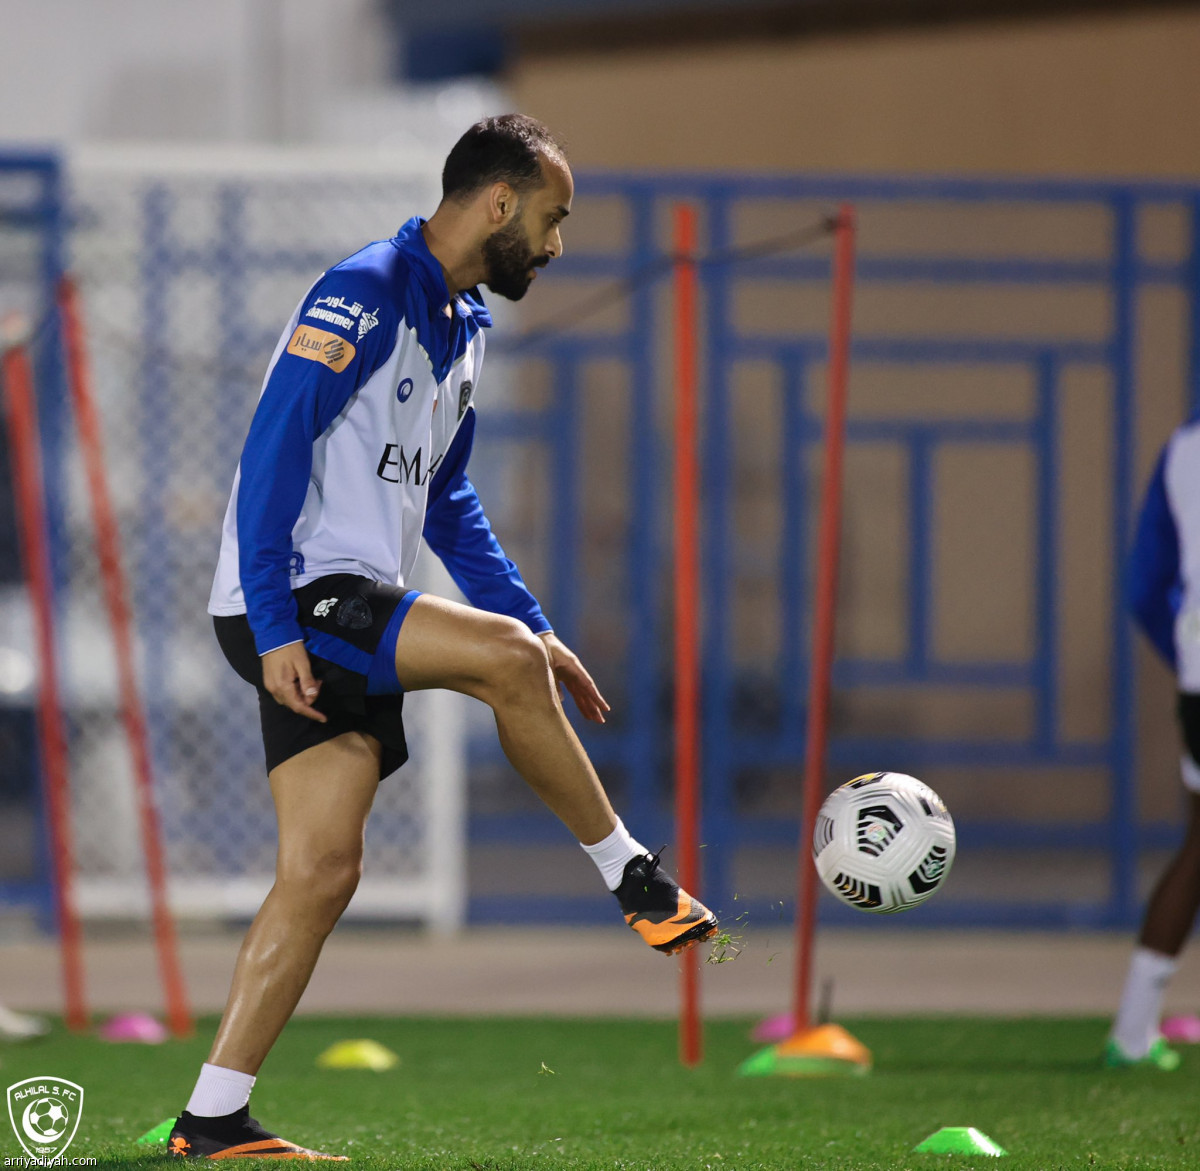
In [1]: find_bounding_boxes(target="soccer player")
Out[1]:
[167,115,717,1160]
[1105,413,1200,1071]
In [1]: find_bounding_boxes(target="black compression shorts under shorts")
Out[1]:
[214,574,420,778]
[1180,692,1200,770]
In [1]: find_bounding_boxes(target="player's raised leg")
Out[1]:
[169,731,381,1160]
[393,593,718,955]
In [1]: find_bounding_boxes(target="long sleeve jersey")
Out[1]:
[1128,414,1200,689]
[208,217,549,654]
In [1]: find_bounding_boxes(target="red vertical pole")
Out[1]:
[57,277,193,1038]
[672,203,702,1067]
[2,335,89,1031]
[791,205,857,1032]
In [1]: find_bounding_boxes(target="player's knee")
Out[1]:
[484,621,552,703]
[279,846,363,925]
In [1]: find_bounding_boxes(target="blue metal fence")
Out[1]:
[3,158,1199,931]
[0,151,65,922]
[471,172,1200,930]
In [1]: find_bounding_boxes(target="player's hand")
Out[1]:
[261,642,327,723]
[539,631,610,724]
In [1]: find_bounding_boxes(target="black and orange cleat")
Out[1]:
[167,1107,347,1160]
[614,850,718,956]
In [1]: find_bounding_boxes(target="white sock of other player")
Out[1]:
[185,1063,257,1117]
[0,1003,49,1040]
[1111,946,1177,1057]
[581,819,648,891]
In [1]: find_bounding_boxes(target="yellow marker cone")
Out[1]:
[316,1039,399,1071]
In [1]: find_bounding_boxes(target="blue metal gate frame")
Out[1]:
[473,172,1200,930]
[0,150,66,921]
[3,158,1200,931]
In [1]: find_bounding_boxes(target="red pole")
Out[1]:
[791,205,857,1031]
[672,203,702,1067]
[2,335,88,1031]
[57,278,193,1038]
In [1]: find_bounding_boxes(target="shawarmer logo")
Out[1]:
[7,1076,84,1161]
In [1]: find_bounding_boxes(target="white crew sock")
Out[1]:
[581,819,648,891]
[1111,946,1178,1057]
[185,1063,256,1117]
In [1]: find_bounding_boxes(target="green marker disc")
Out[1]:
[914,1126,1008,1157]
[135,1118,176,1146]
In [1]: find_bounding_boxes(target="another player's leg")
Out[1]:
[393,593,717,954]
[170,731,381,1159]
[1106,787,1200,1070]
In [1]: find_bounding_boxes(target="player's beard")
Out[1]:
[482,215,547,301]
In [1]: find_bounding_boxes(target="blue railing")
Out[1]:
[3,159,1198,931]
[469,172,1200,929]
[0,152,65,923]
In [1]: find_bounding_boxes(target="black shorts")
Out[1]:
[1181,692,1200,770]
[214,574,421,779]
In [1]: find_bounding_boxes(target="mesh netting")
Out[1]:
[59,152,465,924]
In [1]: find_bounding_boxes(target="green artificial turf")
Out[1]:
[1,1015,1197,1169]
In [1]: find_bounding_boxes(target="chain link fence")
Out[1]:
[56,148,466,926]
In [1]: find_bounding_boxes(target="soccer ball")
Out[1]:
[812,772,955,914]
[26,1098,68,1139]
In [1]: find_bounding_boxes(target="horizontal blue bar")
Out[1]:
[571,737,1106,770]
[0,152,57,172]
[468,893,624,925]
[0,879,49,897]
[0,880,52,916]
[484,415,1038,446]
[815,899,1132,930]
[836,659,1033,686]
[718,896,1136,931]
[469,811,669,845]
[826,739,1110,767]
[729,335,1110,364]
[484,408,1038,445]
[470,728,1113,774]
[838,419,1034,443]
[467,892,1137,930]
[1141,821,1185,850]
[728,256,1187,286]
[544,254,1189,287]
[577,169,1200,204]
[731,818,1136,850]
[474,414,555,442]
[470,811,1127,850]
[855,337,1109,363]
[0,207,58,227]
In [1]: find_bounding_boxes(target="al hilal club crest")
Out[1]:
[7,1076,84,1161]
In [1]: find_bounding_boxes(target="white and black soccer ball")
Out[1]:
[812,772,955,914]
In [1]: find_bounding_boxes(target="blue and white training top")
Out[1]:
[1128,414,1200,691]
[208,217,550,655]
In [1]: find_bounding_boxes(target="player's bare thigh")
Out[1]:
[268,731,383,876]
[392,593,549,699]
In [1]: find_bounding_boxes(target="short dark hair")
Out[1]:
[441,114,566,203]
